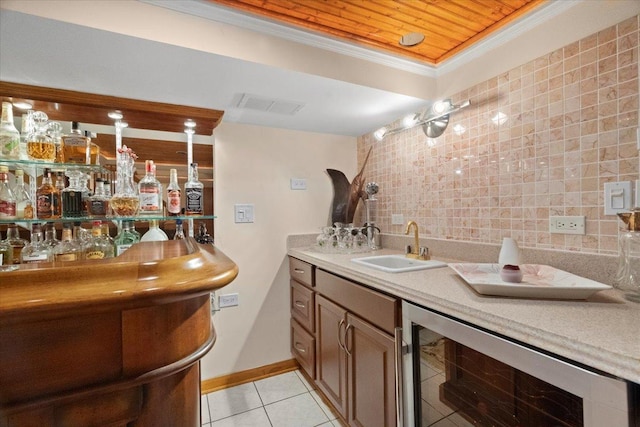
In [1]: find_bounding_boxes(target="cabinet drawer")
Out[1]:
[316,269,398,335]
[289,257,314,287]
[291,319,315,380]
[291,280,315,333]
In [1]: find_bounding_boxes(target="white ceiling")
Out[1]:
[0,0,627,138]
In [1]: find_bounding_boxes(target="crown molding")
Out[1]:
[140,0,575,78]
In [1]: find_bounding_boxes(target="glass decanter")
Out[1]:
[26,111,56,162]
[110,145,140,216]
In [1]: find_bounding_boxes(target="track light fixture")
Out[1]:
[373,99,470,141]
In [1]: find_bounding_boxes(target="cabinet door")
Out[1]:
[315,294,348,419]
[346,313,396,427]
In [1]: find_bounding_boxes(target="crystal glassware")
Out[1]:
[26,111,56,162]
[111,145,140,216]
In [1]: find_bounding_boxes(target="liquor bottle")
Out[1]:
[166,168,181,216]
[61,170,84,218]
[140,220,168,242]
[43,223,60,249]
[4,224,28,264]
[184,163,204,216]
[36,168,58,219]
[85,131,100,165]
[89,178,109,217]
[0,166,17,219]
[78,172,92,217]
[72,221,89,244]
[61,121,89,164]
[100,221,115,251]
[173,219,185,240]
[21,223,54,264]
[84,220,114,260]
[13,169,32,219]
[54,171,65,218]
[26,111,56,162]
[19,110,34,160]
[138,160,162,215]
[0,238,16,271]
[114,220,140,256]
[195,222,214,244]
[53,223,83,262]
[0,101,20,159]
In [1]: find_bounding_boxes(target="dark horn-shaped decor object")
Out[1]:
[327,147,372,224]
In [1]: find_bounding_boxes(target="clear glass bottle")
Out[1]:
[111,146,139,217]
[36,168,58,219]
[61,121,89,164]
[138,160,162,215]
[54,222,83,262]
[114,220,140,256]
[47,121,63,163]
[61,169,84,218]
[21,223,53,264]
[43,222,60,249]
[72,221,89,245]
[26,111,56,162]
[0,237,17,271]
[167,168,182,216]
[140,220,168,242]
[19,110,34,160]
[4,224,28,264]
[13,169,32,219]
[0,165,17,219]
[100,221,115,250]
[0,101,20,159]
[85,130,100,165]
[89,177,109,217]
[173,218,185,240]
[84,220,114,260]
[185,163,204,216]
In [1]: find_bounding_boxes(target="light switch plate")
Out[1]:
[290,178,307,190]
[234,204,254,223]
[604,181,632,215]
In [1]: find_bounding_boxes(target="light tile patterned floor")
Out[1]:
[202,370,344,427]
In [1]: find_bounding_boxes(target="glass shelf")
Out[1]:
[0,158,107,174]
[0,215,216,225]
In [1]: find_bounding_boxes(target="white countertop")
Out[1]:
[288,246,640,384]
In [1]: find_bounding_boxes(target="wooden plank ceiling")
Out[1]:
[208,0,546,64]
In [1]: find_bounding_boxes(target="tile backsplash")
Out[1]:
[357,15,639,255]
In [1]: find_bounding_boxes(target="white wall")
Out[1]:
[201,122,356,379]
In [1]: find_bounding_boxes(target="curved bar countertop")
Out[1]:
[0,237,238,322]
[288,246,640,385]
[0,238,238,427]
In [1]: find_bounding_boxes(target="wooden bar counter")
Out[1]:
[0,238,238,427]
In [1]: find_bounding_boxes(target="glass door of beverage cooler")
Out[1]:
[400,301,634,427]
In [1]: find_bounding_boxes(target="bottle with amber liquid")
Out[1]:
[3,224,27,264]
[62,121,89,164]
[54,223,83,261]
[84,220,114,260]
[36,168,59,219]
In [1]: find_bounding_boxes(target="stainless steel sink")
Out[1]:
[351,255,447,273]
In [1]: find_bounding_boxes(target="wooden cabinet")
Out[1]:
[288,257,399,427]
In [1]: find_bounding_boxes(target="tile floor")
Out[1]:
[201,370,344,427]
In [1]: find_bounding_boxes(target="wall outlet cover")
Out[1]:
[549,215,586,235]
[290,178,307,190]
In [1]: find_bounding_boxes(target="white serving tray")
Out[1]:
[449,263,611,300]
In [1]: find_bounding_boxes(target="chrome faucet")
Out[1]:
[404,220,429,260]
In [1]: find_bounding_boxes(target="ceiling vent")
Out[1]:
[234,93,304,115]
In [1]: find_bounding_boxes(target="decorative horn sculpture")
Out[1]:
[326,147,372,224]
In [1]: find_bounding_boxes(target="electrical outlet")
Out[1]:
[219,293,239,308]
[549,216,586,235]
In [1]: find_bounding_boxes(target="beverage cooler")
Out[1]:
[397,301,638,427]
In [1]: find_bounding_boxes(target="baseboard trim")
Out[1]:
[201,359,300,394]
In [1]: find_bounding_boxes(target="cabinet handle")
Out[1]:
[294,342,306,354]
[294,301,306,309]
[394,327,405,427]
[337,318,346,351]
[344,323,353,356]
[294,268,305,274]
